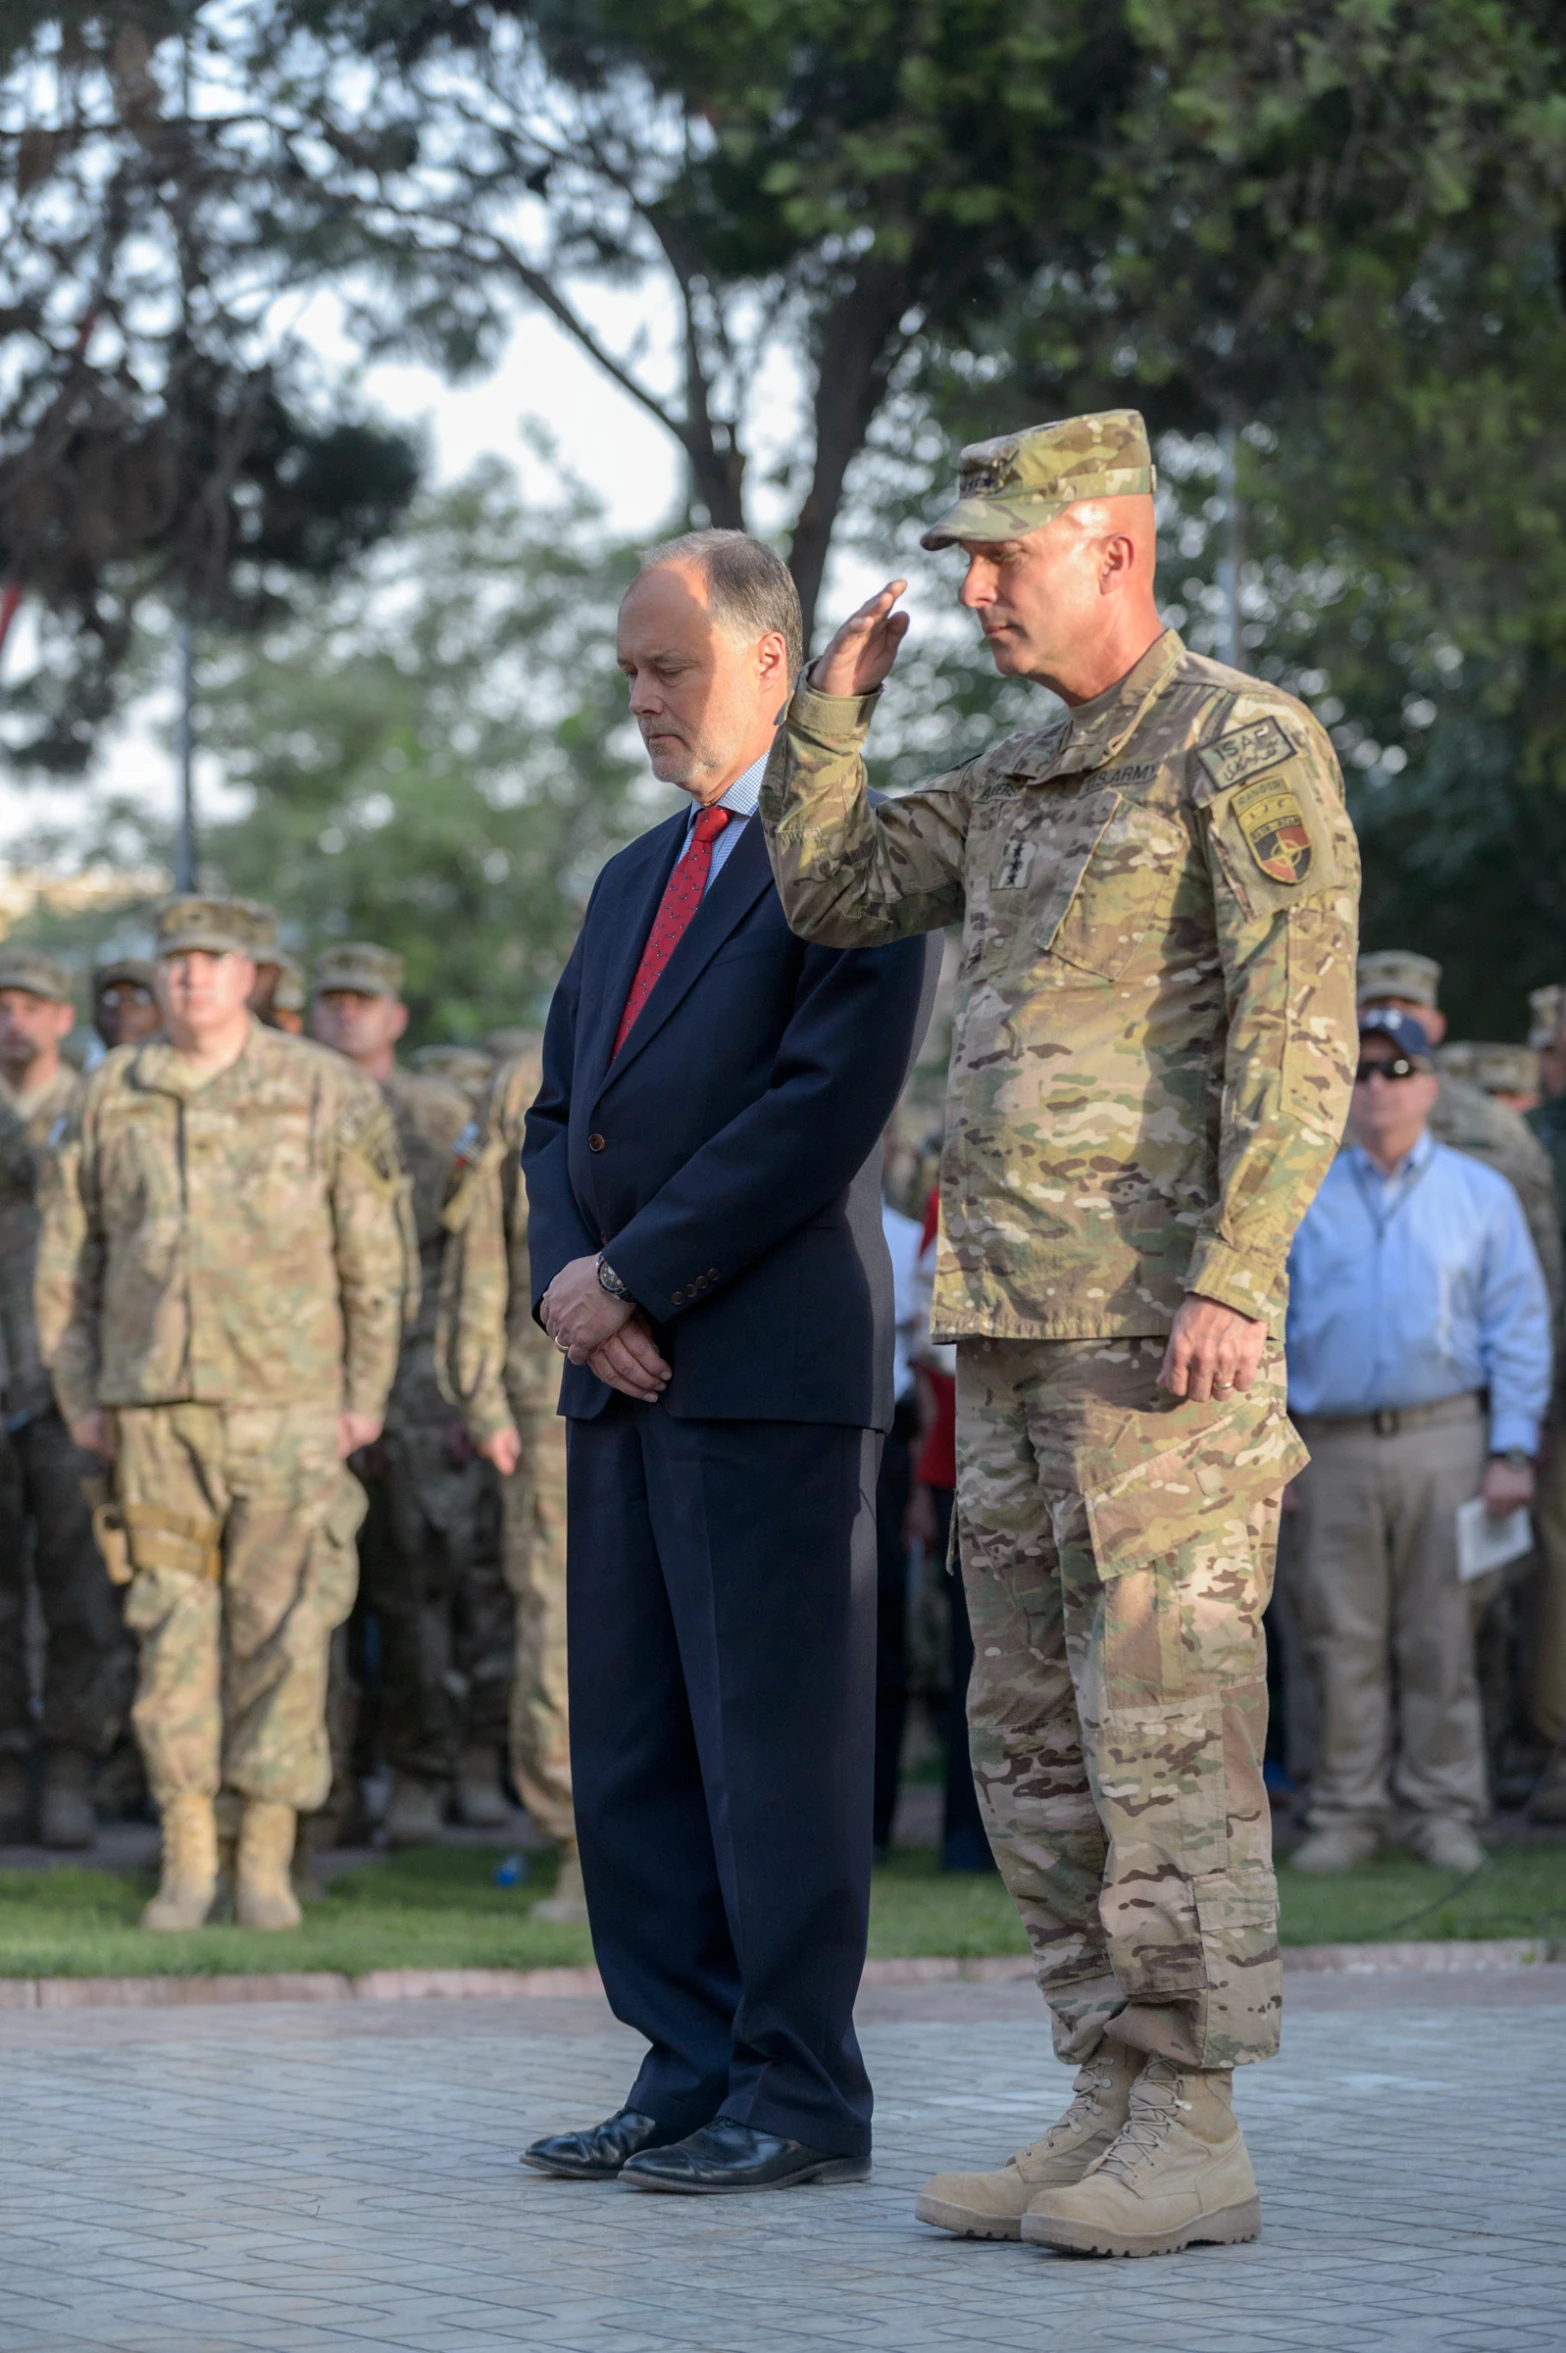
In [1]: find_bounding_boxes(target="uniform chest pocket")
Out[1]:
[972,789,1187,985]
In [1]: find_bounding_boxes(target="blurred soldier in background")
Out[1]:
[37,899,406,1930]
[437,1035,585,1923]
[311,945,513,1843]
[410,1043,494,1105]
[1436,1041,1540,1116]
[268,954,306,1036]
[0,947,134,1848]
[1356,953,1563,1315]
[240,902,295,1033]
[91,957,161,1052]
[1527,981,1566,1824]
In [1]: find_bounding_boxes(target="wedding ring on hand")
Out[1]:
[553,1333,570,1353]
[1213,1381,1234,1394]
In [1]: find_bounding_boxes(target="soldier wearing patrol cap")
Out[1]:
[762,408,1361,2257]
[91,956,162,1053]
[36,896,408,1930]
[0,944,137,1846]
[269,953,306,1036]
[310,945,513,1842]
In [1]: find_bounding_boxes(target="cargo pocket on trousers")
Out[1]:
[303,1470,368,1637]
[1077,1394,1307,1881]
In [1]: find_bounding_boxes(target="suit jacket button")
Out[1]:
[672,1289,685,1305]
[588,1133,606,1152]
[707,1267,718,1278]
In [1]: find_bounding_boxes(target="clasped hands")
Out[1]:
[541,1255,670,1403]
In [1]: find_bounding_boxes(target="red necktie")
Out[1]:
[612,804,731,1057]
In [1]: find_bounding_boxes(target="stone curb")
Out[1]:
[0,1939,1558,2012]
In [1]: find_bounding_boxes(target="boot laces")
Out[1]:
[1099,2070,1190,2187]
[1010,2055,1114,2169]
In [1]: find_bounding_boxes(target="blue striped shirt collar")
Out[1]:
[683,747,769,836]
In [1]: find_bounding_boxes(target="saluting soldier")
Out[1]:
[310,943,512,1840]
[36,899,407,1931]
[437,1035,585,1923]
[761,411,1359,2257]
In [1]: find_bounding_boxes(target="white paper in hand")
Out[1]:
[1454,1496,1533,1585]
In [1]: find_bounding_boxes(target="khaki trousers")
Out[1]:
[114,1404,364,1811]
[1529,1429,1566,1746]
[1288,1396,1490,1832]
[955,1337,1303,2072]
[504,1409,573,1844]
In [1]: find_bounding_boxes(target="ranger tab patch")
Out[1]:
[1232,774,1313,885]
[1198,715,1295,794]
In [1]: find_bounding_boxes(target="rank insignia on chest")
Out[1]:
[1231,775,1313,885]
[995,837,1036,890]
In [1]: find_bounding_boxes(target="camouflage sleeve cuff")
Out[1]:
[788,676,883,744]
[1183,1236,1282,1324]
[461,1387,516,1447]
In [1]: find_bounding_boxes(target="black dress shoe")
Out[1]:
[620,2119,870,2195]
[521,2108,688,2179]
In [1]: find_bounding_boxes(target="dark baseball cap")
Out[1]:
[1358,1007,1435,1068]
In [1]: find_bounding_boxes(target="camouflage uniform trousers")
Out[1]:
[113,1403,364,1811]
[357,1426,512,1783]
[955,1336,1304,2074]
[504,1408,573,1844]
[0,1409,136,1759]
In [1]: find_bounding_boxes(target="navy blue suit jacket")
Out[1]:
[522,806,935,1427]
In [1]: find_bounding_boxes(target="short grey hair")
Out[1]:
[638,528,803,674]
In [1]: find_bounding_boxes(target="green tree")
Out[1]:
[0,2,419,770]
[6,459,653,1036]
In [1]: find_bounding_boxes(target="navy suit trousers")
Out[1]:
[565,1402,880,2160]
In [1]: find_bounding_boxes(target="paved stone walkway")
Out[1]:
[0,1970,1561,2353]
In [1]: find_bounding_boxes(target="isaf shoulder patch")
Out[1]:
[1231,774,1313,885]
[1198,715,1295,794]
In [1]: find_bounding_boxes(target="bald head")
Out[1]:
[956,491,1163,705]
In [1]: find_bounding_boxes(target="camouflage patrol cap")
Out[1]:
[271,952,305,1016]
[154,897,259,959]
[91,954,156,996]
[235,899,282,963]
[1439,1041,1540,1098]
[313,941,406,1000]
[920,410,1156,551]
[1356,950,1441,1011]
[0,944,73,1002]
[482,1026,543,1063]
[1528,984,1562,1051]
[410,1043,494,1101]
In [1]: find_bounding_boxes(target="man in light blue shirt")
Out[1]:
[1284,1008,1551,1875]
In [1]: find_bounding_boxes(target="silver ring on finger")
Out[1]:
[1213,1381,1234,1394]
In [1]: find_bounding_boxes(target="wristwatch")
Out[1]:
[1491,1448,1533,1469]
[596,1255,634,1304]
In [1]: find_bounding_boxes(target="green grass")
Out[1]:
[0,1839,1562,1980]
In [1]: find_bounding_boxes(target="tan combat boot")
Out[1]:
[141,1794,219,1931]
[916,2040,1142,2239]
[454,1743,510,1830]
[1022,2056,1260,2257]
[533,1836,590,1926]
[234,1800,303,1931]
[384,1771,446,1848]
[40,1747,96,1849]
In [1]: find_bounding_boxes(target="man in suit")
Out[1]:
[520,530,933,2196]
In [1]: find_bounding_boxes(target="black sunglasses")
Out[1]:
[1354,1054,1426,1084]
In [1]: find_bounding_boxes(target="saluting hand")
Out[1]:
[810,580,911,699]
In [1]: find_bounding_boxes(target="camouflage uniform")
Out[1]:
[36,908,406,1814]
[437,1039,574,1843]
[0,949,135,1812]
[761,411,1359,2070]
